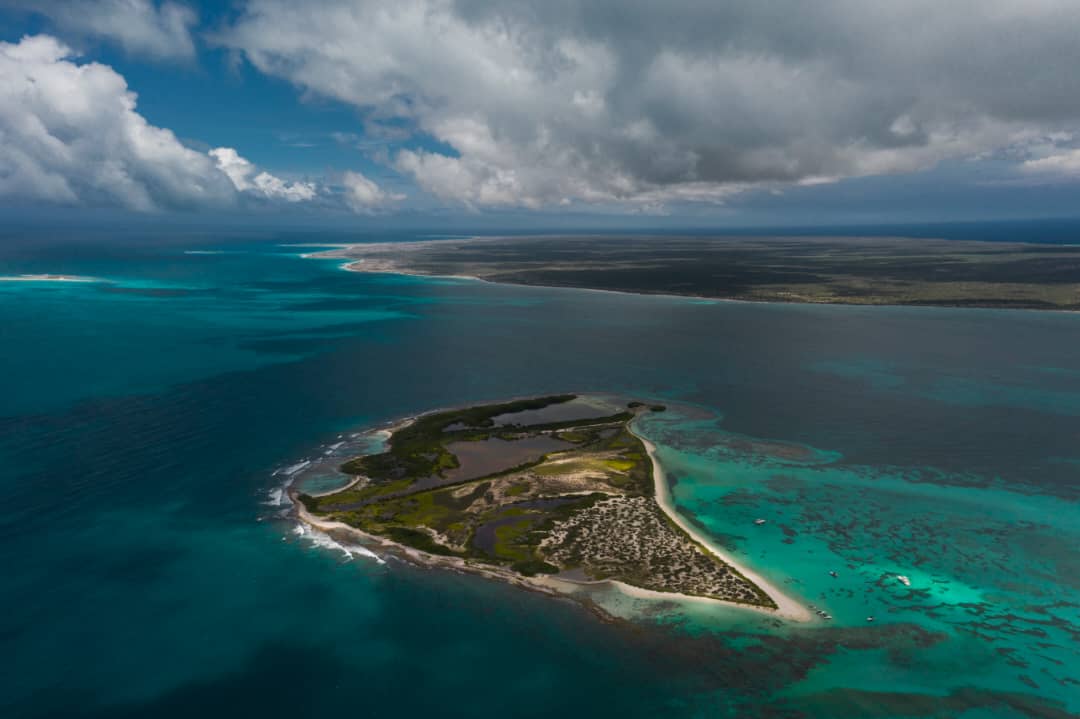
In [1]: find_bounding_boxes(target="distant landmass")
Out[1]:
[292,394,809,621]
[314,235,1080,310]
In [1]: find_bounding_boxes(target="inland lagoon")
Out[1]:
[291,394,795,617]
[1,233,1078,718]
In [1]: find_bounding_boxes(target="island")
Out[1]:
[311,235,1080,310]
[292,394,809,620]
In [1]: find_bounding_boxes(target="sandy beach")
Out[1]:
[292,497,576,601]
[310,243,787,307]
[628,424,814,622]
[0,274,99,283]
[291,408,814,624]
[309,238,1080,314]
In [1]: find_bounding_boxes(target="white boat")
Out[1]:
[897,575,911,586]
[754,518,767,525]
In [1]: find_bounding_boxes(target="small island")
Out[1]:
[292,394,806,619]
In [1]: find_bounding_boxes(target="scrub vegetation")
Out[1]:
[322,235,1080,310]
[299,394,774,607]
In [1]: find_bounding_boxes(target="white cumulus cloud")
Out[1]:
[0,34,234,210]
[1021,149,1080,177]
[209,147,317,202]
[341,170,404,213]
[0,34,329,212]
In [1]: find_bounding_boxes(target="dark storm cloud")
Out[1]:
[222,1,1080,208]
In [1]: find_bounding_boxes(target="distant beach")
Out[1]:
[0,274,99,283]
[311,235,1080,311]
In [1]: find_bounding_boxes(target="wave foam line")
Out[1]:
[294,523,385,564]
[274,460,311,476]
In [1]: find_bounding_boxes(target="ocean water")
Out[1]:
[1,232,1077,718]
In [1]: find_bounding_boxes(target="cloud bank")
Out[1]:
[342,170,405,213]
[3,0,199,61]
[0,35,233,210]
[0,34,396,214]
[222,0,1080,210]
[1022,149,1080,178]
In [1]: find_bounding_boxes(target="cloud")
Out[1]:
[4,0,199,61]
[209,147,403,212]
[0,35,234,210]
[0,33,389,215]
[1021,149,1080,177]
[341,170,404,213]
[209,147,317,202]
[220,0,1080,210]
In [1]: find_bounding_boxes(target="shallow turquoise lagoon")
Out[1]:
[1,233,1077,718]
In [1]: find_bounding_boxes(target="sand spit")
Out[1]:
[628,425,813,622]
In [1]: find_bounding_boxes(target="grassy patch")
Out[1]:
[340,394,578,483]
[492,518,537,562]
[397,492,454,528]
[512,559,559,576]
[556,430,589,443]
[302,477,414,511]
[383,527,460,557]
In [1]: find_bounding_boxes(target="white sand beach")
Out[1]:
[628,425,813,622]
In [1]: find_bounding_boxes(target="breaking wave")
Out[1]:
[293,523,385,564]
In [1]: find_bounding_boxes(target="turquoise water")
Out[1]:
[1,233,1077,717]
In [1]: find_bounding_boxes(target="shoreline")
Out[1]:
[292,490,809,623]
[627,423,813,622]
[0,274,100,283]
[311,240,1080,314]
[333,255,784,307]
[292,496,580,604]
[289,402,814,624]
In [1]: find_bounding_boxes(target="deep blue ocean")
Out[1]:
[1,231,1077,718]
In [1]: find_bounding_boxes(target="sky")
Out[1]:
[2,0,1080,229]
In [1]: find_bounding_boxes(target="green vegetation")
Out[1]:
[328,235,1080,310]
[505,482,530,497]
[339,394,575,478]
[305,395,775,609]
[511,559,560,576]
[383,527,461,557]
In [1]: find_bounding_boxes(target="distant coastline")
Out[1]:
[311,235,1080,311]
